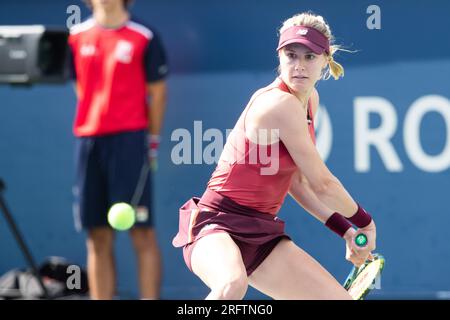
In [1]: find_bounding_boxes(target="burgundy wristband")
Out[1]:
[347,204,372,228]
[325,213,352,238]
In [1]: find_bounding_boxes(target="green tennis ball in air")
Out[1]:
[108,203,135,231]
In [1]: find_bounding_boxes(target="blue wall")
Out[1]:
[1,0,450,299]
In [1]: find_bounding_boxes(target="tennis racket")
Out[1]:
[343,233,385,300]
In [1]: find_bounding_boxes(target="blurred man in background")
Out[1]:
[68,0,168,299]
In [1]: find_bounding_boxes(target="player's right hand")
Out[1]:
[344,226,375,267]
[358,219,377,252]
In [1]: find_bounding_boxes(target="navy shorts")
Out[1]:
[73,130,153,231]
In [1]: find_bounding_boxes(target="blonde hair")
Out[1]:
[279,12,346,80]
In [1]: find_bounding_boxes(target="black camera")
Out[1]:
[0,25,69,84]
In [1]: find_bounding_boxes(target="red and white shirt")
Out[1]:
[68,18,168,137]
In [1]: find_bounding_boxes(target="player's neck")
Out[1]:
[294,88,312,104]
[94,8,129,29]
[290,87,313,107]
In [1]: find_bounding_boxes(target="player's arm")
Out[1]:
[289,170,354,239]
[288,88,338,222]
[289,170,333,223]
[289,89,375,262]
[272,92,358,217]
[289,169,370,266]
[144,30,169,168]
[273,92,375,249]
[146,80,167,136]
[145,31,169,136]
[288,89,352,238]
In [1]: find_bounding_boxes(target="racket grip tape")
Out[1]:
[355,233,368,247]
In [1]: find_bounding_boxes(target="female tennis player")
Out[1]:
[173,12,377,300]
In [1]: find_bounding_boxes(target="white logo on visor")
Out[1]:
[296,29,308,36]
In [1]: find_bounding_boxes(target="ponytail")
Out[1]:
[323,45,347,80]
[327,55,345,80]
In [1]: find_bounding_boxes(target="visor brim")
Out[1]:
[277,39,326,54]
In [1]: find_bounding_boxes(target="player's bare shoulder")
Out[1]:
[249,89,299,122]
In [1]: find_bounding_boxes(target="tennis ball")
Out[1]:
[107,202,135,231]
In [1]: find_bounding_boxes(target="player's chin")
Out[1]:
[289,80,313,93]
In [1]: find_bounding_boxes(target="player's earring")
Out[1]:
[320,67,327,80]
[320,58,331,79]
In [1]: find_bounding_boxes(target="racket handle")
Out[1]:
[354,233,368,247]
